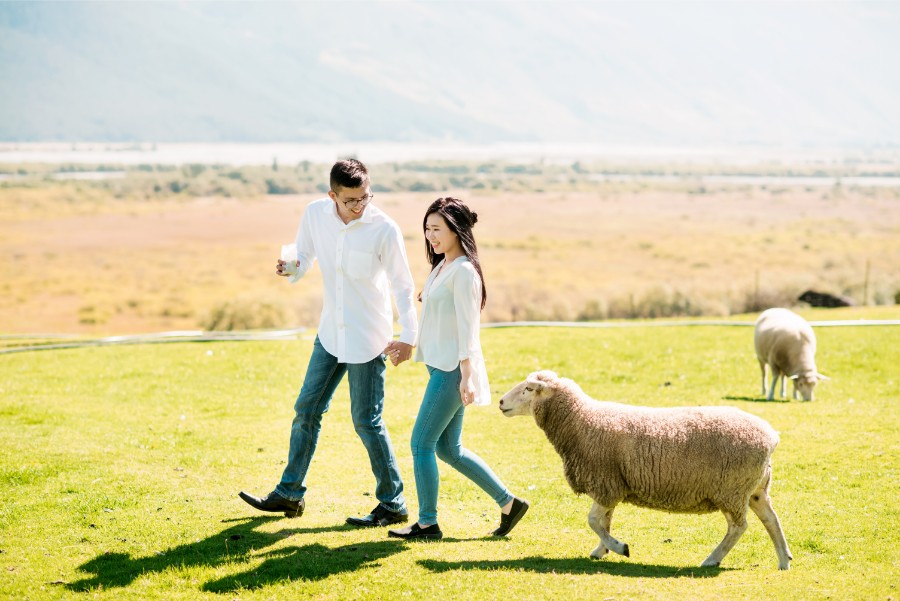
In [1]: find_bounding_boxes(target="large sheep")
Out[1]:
[755,308,828,401]
[499,370,792,570]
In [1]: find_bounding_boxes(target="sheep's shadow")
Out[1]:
[722,395,790,404]
[419,557,727,578]
[66,516,396,593]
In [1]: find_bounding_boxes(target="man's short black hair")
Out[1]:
[330,159,370,191]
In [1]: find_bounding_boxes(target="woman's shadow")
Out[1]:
[67,517,408,593]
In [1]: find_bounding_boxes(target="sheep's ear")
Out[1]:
[533,370,558,383]
[817,373,830,381]
[789,374,799,380]
[524,377,546,394]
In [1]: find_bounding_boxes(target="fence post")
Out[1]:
[863,259,870,306]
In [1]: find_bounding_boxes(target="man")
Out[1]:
[239,159,416,528]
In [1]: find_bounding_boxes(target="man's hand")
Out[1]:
[276,259,299,277]
[383,341,413,366]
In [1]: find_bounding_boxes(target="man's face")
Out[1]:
[329,185,372,223]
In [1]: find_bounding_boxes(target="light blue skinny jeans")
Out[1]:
[275,336,406,513]
[411,365,513,526]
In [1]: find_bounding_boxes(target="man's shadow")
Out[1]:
[202,538,405,592]
[67,517,407,593]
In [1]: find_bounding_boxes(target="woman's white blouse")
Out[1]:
[414,257,491,406]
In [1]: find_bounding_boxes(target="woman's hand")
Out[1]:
[383,341,413,366]
[459,360,476,406]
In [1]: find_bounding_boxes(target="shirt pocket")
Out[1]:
[345,250,376,279]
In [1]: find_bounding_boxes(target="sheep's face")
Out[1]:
[499,376,550,417]
[792,371,828,401]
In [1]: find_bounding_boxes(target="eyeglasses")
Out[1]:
[335,191,374,209]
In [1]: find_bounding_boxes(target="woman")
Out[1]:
[387,197,529,540]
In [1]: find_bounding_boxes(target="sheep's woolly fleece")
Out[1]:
[527,371,779,514]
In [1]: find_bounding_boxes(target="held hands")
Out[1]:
[383,341,413,366]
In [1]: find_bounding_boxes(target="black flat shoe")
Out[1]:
[492,497,529,536]
[388,522,443,540]
[238,490,304,518]
[346,504,409,528]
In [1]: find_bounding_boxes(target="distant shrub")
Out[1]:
[77,303,109,325]
[577,298,608,321]
[201,294,292,331]
[409,181,437,192]
[738,286,800,314]
[265,178,298,195]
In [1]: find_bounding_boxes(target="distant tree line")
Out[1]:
[2,160,898,200]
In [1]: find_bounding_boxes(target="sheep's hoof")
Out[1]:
[622,543,630,558]
[700,559,720,568]
[589,546,609,560]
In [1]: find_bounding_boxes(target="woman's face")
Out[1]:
[424,212,460,257]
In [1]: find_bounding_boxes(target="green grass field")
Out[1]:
[1,313,898,600]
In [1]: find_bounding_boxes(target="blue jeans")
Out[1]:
[410,365,513,526]
[275,337,406,513]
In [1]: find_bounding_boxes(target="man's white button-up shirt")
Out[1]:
[289,198,417,364]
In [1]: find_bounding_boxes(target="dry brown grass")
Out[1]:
[1,183,899,334]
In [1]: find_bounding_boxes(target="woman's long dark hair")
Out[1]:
[423,197,487,310]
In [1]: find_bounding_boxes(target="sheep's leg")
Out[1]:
[701,510,748,568]
[779,371,786,398]
[759,360,767,396]
[767,369,780,401]
[749,488,792,570]
[588,501,629,559]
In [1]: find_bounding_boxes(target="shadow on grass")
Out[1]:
[202,539,407,592]
[66,516,407,593]
[419,556,726,578]
[722,395,790,404]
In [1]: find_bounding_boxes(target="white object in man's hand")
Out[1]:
[278,243,299,277]
[277,259,299,276]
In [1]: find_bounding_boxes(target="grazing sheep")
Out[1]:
[754,308,828,401]
[499,371,792,570]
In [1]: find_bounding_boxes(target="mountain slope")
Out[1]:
[1,1,898,146]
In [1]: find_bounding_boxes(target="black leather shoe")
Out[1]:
[388,522,443,540]
[492,497,529,536]
[346,504,408,528]
[238,490,304,518]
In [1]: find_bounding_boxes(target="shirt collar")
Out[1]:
[331,201,378,227]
